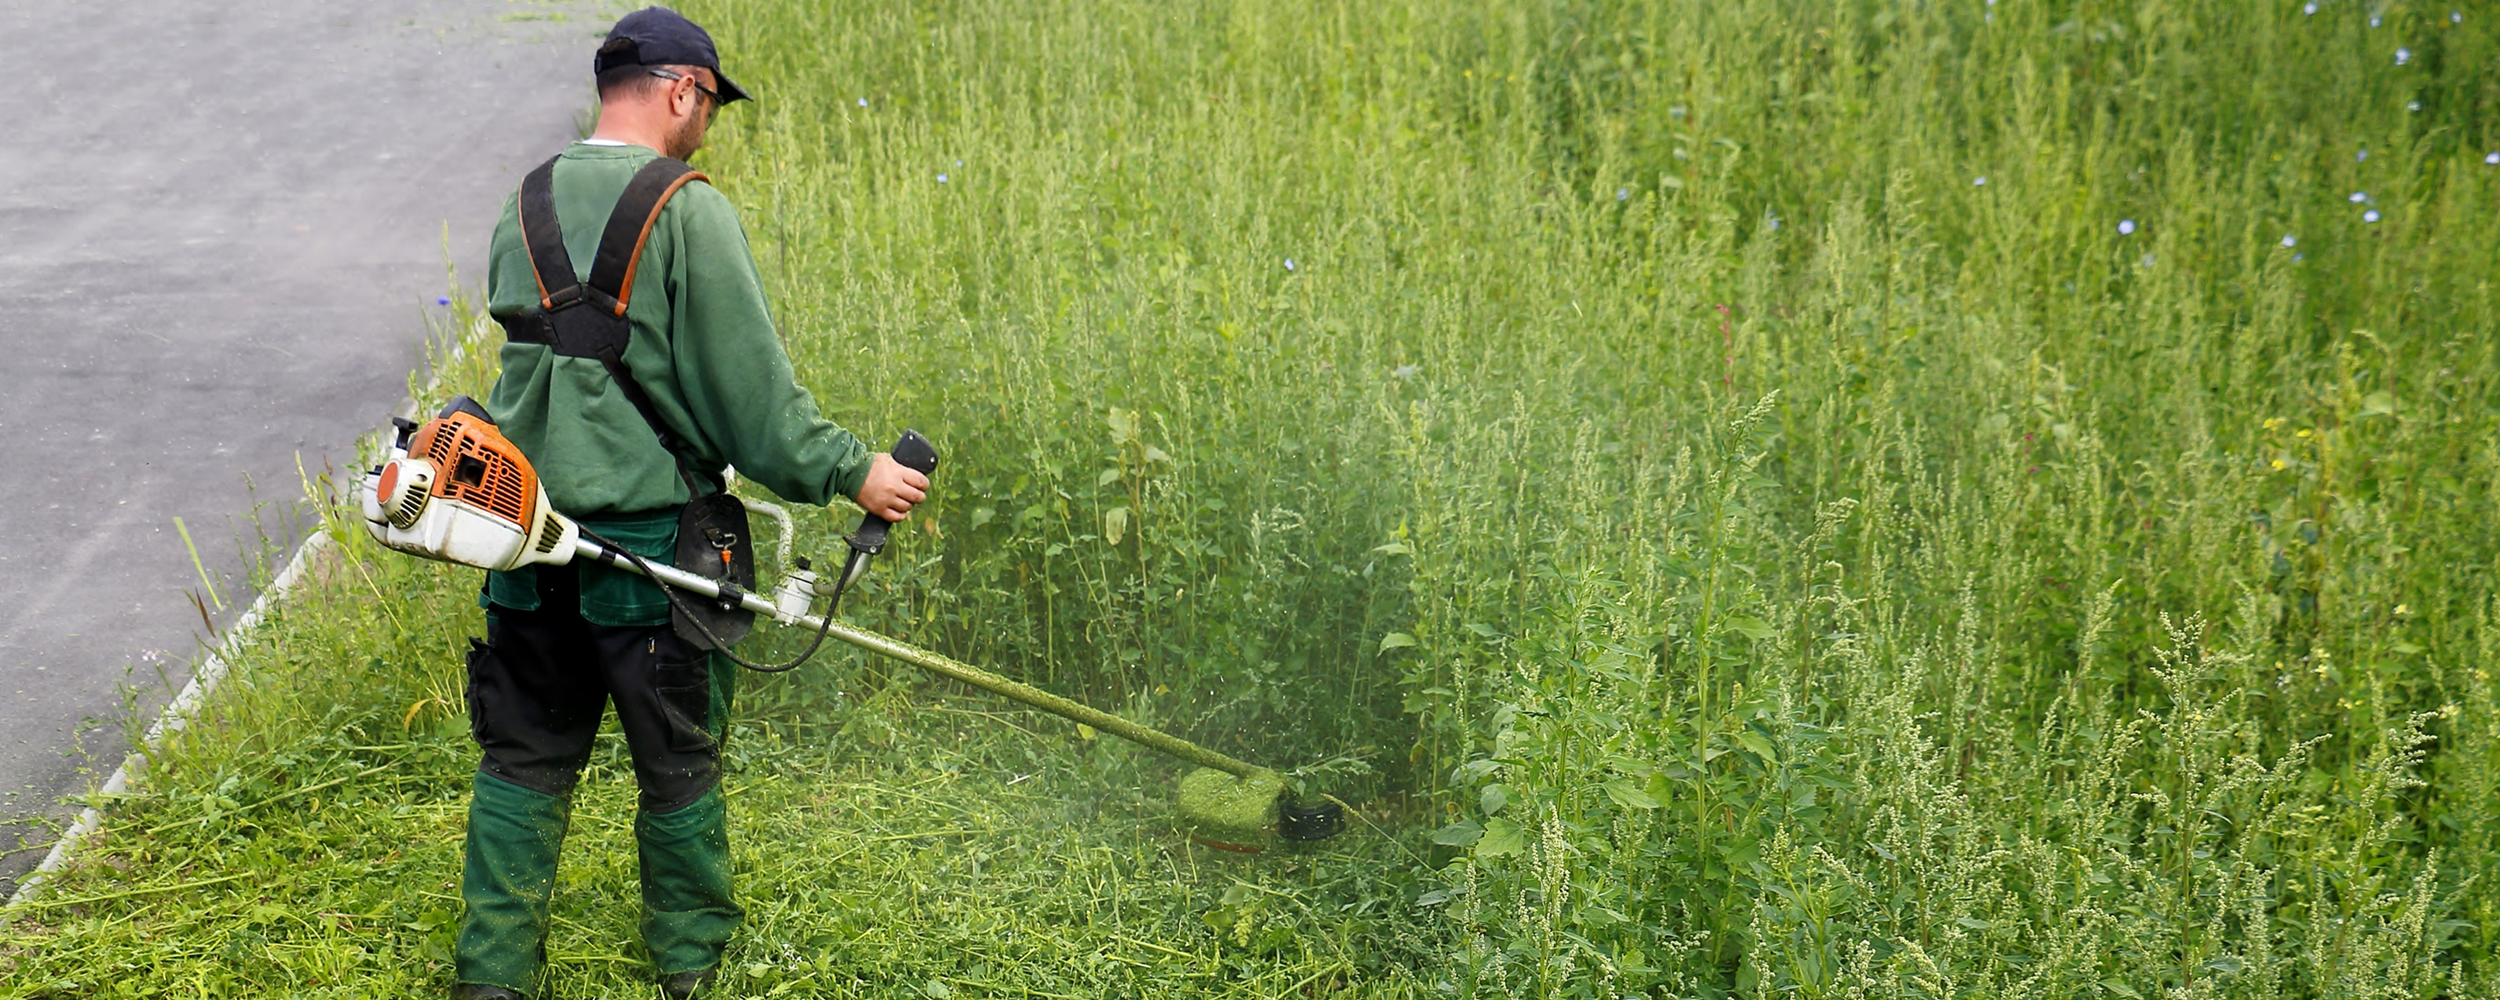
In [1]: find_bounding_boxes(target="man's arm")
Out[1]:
[657,182,914,514]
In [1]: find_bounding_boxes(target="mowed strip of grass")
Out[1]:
[0,431,1439,997]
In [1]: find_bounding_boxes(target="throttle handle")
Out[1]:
[849,429,939,560]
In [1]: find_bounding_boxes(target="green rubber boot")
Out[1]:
[456,771,573,992]
[641,654,740,978]
[638,784,742,977]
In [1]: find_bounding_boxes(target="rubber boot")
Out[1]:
[637,784,742,976]
[639,653,740,977]
[457,771,572,992]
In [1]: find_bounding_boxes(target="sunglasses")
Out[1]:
[646,68,723,109]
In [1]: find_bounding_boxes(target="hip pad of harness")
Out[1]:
[672,492,756,650]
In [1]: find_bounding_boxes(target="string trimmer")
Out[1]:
[359,397,1339,849]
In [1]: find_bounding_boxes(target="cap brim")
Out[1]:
[714,68,752,104]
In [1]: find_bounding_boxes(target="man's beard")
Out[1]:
[664,112,707,161]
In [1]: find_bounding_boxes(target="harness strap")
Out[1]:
[587,160,707,316]
[515,158,581,311]
[516,155,708,314]
[503,153,715,496]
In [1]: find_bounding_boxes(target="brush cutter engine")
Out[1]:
[359,397,580,572]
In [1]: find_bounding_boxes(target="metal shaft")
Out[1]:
[571,537,1267,779]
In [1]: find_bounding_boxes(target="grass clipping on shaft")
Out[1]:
[1177,767,1282,843]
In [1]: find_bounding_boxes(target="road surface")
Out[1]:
[0,0,611,896]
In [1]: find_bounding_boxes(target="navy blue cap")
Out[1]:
[596,6,751,104]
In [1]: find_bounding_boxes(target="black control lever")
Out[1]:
[832,430,939,604]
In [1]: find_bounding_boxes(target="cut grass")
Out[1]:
[0,497,1440,998]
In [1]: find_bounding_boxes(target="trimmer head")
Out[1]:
[1277,798,1344,841]
[1176,767,1343,852]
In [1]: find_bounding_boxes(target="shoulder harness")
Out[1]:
[496,154,758,649]
[497,154,709,488]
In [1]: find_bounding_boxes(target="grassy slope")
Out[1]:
[0,334,1428,1000]
[14,0,2500,996]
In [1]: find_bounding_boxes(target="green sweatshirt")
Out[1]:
[480,141,871,624]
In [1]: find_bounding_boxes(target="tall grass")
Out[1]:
[10,0,2500,995]
[691,0,2500,993]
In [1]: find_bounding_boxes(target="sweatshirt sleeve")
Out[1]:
[658,182,873,506]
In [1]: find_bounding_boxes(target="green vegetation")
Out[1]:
[12,0,2500,995]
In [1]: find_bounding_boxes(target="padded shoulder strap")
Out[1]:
[508,153,718,499]
[585,157,709,318]
[515,157,581,311]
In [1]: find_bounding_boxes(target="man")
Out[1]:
[451,8,927,999]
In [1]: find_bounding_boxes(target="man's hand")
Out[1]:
[856,452,930,522]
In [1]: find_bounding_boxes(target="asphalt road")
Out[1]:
[0,0,610,896]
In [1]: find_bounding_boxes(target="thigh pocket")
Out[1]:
[652,660,716,755]
[464,638,494,746]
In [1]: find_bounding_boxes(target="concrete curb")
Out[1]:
[5,528,337,909]
[4,315,484,912]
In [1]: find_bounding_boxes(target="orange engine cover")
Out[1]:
[361,395,580,573]
[406,409,540,530]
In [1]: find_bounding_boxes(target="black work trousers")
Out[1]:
[465,562,728,812]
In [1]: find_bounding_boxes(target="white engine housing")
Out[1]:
[359,448,579,573]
